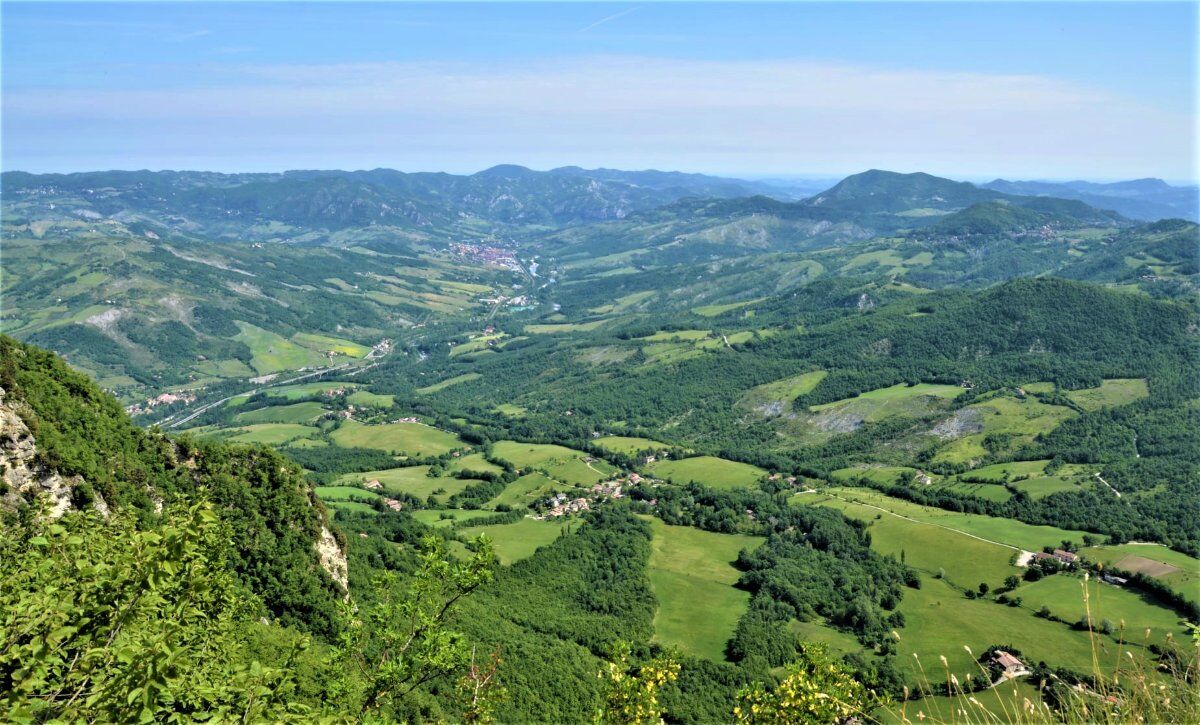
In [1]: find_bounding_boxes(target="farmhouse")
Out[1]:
[1102,573,1128,586]
[1052,549,1079,566]
[991,651,1025,676]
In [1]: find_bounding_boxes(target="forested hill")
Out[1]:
[0,335,347,636]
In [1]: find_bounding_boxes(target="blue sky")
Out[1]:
[2,2,1196,180]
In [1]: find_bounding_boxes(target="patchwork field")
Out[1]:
[647,456,766,490]
[330,420,462,456]
[933,395,1076,464]
[691,297,766,317]
[234,321,327,374]
[1080,544,1200,597]
[643,517,763,661]
[487,472,562,510]
[411,509,497,528]
[347,390,395,408]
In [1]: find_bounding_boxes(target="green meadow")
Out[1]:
[330,420,462,456]
[1012,574,1187,645]
[223,423,321,445]
[592,435,669,454]
[233,402,326,425]
[805,493,1018,589]
[643,517,763,661]
[647,456,766,490]
[1065,378,1149,411]
[335,465,477,503]
[416,372,481,394]
[459,518,572,565]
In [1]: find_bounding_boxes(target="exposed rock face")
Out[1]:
[0,387,106,518]
[315,524,349,594]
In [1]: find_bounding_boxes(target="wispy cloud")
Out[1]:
[578,8,636,33]
[3,56,1192,178]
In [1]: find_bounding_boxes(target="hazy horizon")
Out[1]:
[3,2,1197,181]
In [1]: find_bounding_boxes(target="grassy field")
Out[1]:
[524,321,607,334]
[1012,574,1187,645]
[416,372,481,394]
[810,487,1092,553]
[410,509,497,528]
[490,441,616,485]
[314,485,382,502]
[647,456,766,490]
[330,420,461,456]
[592,435,669,454]
[291,332,371,357]
[895,575,1107,683]
[692,298,766,317]
[741,370,828,408]
[459,518,572,565]
[831,465,929,486]
[880,679,1048,724]
[494,403,527,417]
[327,501,378,515]
[804,493,1018,589]
[638,329,711,341]
[263,381,357,400]
[487,472,562,509]
[335,465,476,503]
[234,321,327,374]
[234,402,326,425]
[786,619,868,658]
[223,423,321,445]
[809,382,963,417]
[643,517,763,661]
[1065,378,1149,411]
[446,453,504,476]
[1080,544,1200,597]
[934,395,1076,464]
[347,390,395,408]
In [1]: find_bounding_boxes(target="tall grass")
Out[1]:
[883,573,1199,724]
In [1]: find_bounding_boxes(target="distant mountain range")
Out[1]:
[3,166,1192,248]
[982,177,1198,222]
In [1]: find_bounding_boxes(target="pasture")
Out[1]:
[1013,574,1187,644]
[593,435,669,454]
[647,456,766,490]
[809,383,963,418]
[416,372,481,394]
[1080,544,1200,596]
[895,576,1104,683]
[490,441,615,485]
[804,493,1018,589]
[459,518,571,565]
[813,487,1091,552]
[335,465,477,503]
[314,485,382,502]
[1065,378,1149,411]
[411,509,497,528]
[643,517,763,661]
[741,370,828,410]
[234,402,326,425]
[234,322,327,374]
[224,423,321,446]
[347,390,395,407]
[264,381,357,400]
[291,332,370,357]
[330,420,461,456]
[488,472,562,509]
[691,297,766,317]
